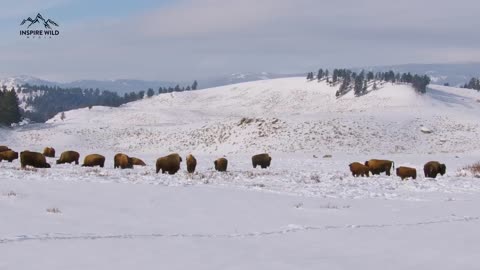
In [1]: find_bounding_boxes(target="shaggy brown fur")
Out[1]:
[365,159,395,176]
[0,150,19,162]
[252,153,272,169]
[186,154,197,173]
[43,147,56,158]
[156,153,182,174]
[424,161,446,178]
[82,154,105,168]
[349,162,370,177]
[214,158,228,172]
[131,157,146,166]
[396,166,417,180]
[56,151,80,165]
[114,153,133,169]
[0,146,10,152]
[20,151,51,169]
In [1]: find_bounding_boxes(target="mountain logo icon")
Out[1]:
[20,13,59,29]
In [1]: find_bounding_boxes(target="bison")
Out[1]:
[82,154,105,168]
[365,159,395,176]
[20,151,51,169]
[114,153,133,169]
[156,153,182,174]
[0,146,10,152]
[56,151,80,165]
[131,157,146,166]
[349,162,370,177]
[43,147,56,158]
[214,158,228,172]
[252,153,272,169]
[0,150,19,162]
[186,154,197,173]
[396,166,417,180]
[424,161,446,178]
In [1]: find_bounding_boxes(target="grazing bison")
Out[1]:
[0,150,19,162]
[156,153,182,174]
[114,153,133,169]
[252,153,272,169]
[396,166,417,180]
[349,162,370,177]
[56,151,80,165]
[186,154,197,173]
[424,161,446,178]
[82,154,105,168]
[0,146,10,152]
[131,157,146,166]
[20,151,51,169]
[365,159,395,176]
[214,158,228,172]
[43,147,56,158]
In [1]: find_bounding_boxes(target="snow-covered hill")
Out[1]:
[3,77,479,156]
[0,75,176,96]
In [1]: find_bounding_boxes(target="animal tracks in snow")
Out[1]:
[1,215,478,245]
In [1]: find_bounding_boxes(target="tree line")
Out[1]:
[1,80,199,124]
[307,69,431,96]
[461,77,480,91]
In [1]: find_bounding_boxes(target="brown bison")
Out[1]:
[56,151,80,165]
[0,150,19,162]
[0,146,10,152]
[396,166,417,180]
[82,154,105,168]
[131,157,146,166]
[365,159,395,176]
[214,158,228,172]
[20,151,51,169]
[186,154,197,173]
[114,153,133,169]
[424,161,446,178]
[156,153,182,174]
[43,147,56,158]
[349,162,370,177]
[252,153,272,169]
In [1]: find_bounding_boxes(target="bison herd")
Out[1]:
[0,146,273,174]
[349,159,446,180]
[0,145,447,180]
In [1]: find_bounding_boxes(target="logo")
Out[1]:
[19,13,60,38]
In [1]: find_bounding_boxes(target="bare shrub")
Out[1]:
[46,207,61,214]
[6,191,16,197]
[310,174,321,183]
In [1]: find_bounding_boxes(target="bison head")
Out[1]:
[439,164,446,175]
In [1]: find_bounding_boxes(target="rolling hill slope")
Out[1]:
[4,77,480,155]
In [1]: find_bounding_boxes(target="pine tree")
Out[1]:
[0,89,21,126]
[362,79,368,94]
[317,69,324,81]
[192,80,198,90]
[147,88,155,98]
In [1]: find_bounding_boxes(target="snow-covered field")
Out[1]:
[2,77,480,269]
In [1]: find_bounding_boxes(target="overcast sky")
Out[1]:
[1,0,479,82]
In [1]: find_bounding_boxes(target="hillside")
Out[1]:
[3,77,479,155]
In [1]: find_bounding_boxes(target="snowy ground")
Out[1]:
[1,78,480,269]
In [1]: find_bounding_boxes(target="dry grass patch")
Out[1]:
[459,162,480,177]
